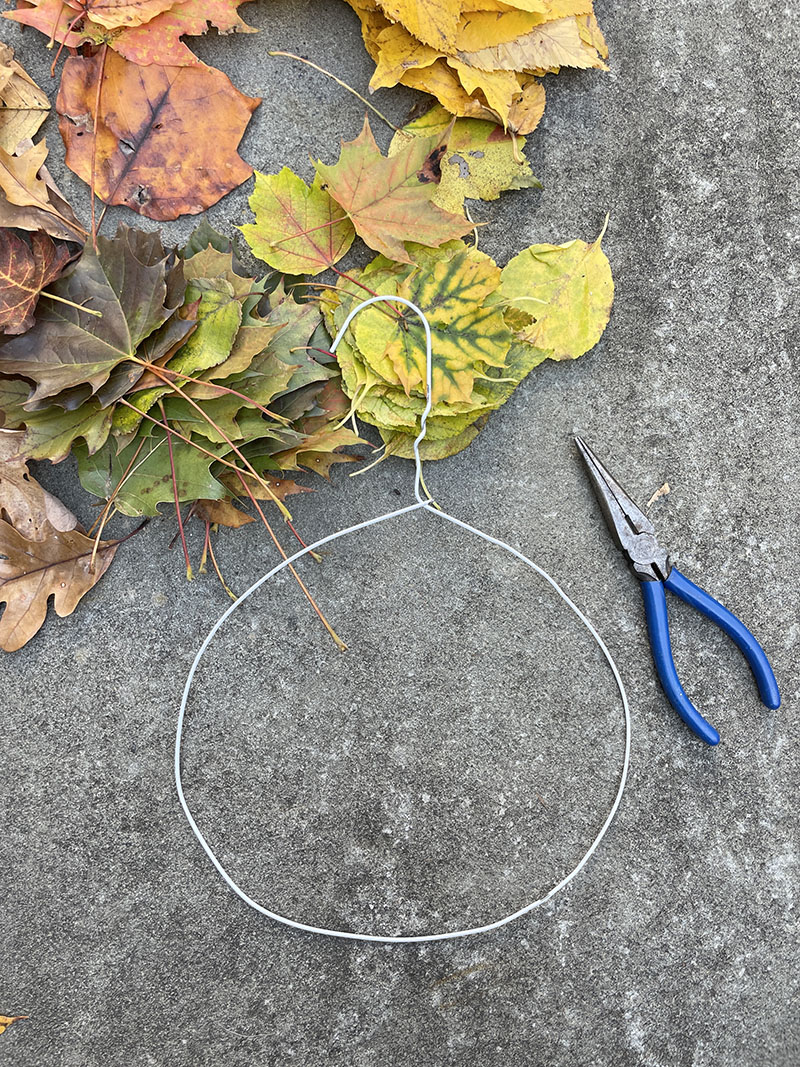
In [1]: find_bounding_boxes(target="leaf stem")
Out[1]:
[159,400,193,580]
[38,291,103,317]
[206,525,237,601]
[268,51,400,132]
[89,503,117,573]
[233,468,347,651]
[131,357,290,425]
[117,399,284,506]
[90,44,108,250]
[49,8,83,73]
[85,434,147,539]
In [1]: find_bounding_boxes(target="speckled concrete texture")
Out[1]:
[1,1,798,1065]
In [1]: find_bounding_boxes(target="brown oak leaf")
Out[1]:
[0,517,120,652]
[0,429,124,652]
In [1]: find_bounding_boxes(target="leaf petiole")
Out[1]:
[39,291,103,317]
[268,51,400,133]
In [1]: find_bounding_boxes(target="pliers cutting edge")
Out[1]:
[575,437,781,745]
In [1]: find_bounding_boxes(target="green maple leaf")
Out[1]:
[241,167,355,276]
[76,425,227,517]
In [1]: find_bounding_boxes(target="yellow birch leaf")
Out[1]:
[378,0,462,51]
[0,1015,28,1035]
[399,59,499,122]
[507,76,546,134]
[577,11,608,58]
[240,167,355,276]
[0,45,49,154]
[0,139,50,210]
[369,23,442,90]
[314,116,472,263]
[456,10,541,52]
[447,58,520,124]
[343,0,391,59]
[458,15,608,72]
[461,1,529,10]
[499,226,614,360]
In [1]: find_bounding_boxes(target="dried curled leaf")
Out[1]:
[0,431,79,538]
[0,230,76,336]
[0,43,50,154]
[64,0,176,30]
[57,51,259,221]
[314,116,472,263]
[0,140,86,243]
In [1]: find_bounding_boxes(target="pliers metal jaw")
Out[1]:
[575,437,781,746]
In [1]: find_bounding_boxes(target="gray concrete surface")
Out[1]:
[2,1,798,1064]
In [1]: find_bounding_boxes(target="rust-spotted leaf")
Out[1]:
[57,51,259,221]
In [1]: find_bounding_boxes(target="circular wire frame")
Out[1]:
[175,297,632,944]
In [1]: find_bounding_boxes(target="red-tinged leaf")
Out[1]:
[3,0,256,67]
[64,0,176,30]
[314,115,472,263]
[0,229,76,335]
[108,0,257,66]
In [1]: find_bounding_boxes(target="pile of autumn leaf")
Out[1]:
[0,1,614,652]
[351,0,607,133]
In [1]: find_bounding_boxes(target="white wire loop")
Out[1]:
[176,296,631,943]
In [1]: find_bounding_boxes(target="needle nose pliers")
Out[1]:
[575,436,781,745]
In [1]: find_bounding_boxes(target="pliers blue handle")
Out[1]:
[575,437,781,745]
[641,568,780,746]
